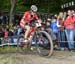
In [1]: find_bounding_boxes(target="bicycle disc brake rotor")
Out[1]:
[37,34,50,49]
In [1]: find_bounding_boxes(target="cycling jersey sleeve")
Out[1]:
[34,14,39,20]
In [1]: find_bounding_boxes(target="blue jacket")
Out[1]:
[51,21,59,33]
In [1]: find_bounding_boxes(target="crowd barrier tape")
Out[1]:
[0,36,18,46]
[0,35,75,47]
[0,35,35,47]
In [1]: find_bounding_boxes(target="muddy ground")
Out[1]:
[0,51,75,64]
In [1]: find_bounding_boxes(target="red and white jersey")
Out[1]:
[20,11,38,28]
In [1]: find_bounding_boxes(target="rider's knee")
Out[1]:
[28,27,30,31]
[25,26,30,31]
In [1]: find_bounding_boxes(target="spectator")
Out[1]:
[51,16,59,48]
[4,28,9,38]
[3,14,7,25]
[71,10,75,15]
[13,25,17,35]
[64,10,75,50]
[8,29,14,37]
[0,26,4,38]
[57,12,66,50]
[51,16,59,39]
[17,25,22,35]
[45,18,56,41]
[0,12,3,25]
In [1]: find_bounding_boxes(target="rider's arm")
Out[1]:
[34,14,39,20]
[23,12,36,22]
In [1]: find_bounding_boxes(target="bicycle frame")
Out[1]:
[28,19,42,37]
[27,26,38,41]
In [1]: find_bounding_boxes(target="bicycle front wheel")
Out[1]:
[35,31,53,57]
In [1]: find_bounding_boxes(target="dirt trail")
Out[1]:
[0,51,75,64]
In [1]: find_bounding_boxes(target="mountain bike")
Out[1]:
[17,21,53,57]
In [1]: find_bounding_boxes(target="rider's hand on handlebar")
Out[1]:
[36,19,42,23]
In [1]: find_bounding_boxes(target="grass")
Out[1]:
[0,46,18,54]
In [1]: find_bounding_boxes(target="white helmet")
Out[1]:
[31,5,38,12]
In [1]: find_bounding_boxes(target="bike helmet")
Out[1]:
[31,5,38,12]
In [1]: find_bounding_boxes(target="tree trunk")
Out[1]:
[9,0,16,25]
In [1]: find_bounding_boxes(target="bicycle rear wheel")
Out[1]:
[35,31,53,57]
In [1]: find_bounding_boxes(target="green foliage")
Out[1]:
[0,0,75,13]
[0,0,10,12]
